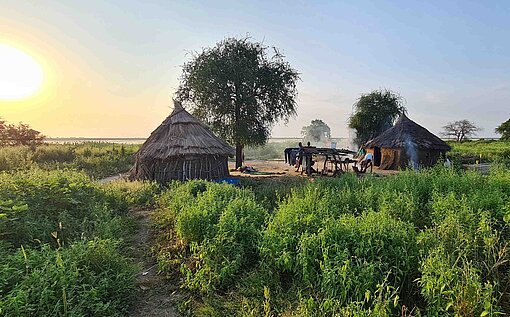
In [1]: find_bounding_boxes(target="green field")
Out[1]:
[448,140,510,164]
[152,166,510,316]
[0,142,140,179]
[0,169,158,316]
[1,141,510,316]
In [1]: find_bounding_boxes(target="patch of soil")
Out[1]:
[228,159,399,178]
[129,209,182,317]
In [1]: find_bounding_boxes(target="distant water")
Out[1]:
[45,137,353,148]
[45,138,147,144]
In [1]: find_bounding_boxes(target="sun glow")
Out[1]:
[0,44,44,100]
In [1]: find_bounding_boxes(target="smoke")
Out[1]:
[404,134,419,170]
[347,128,358,150]
[303,131,330,147]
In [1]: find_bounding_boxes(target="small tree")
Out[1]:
[301,119,331,143]
[441,120,481,142]
[0,118,44,146]
[348,89,406,146]
[495,118,510,140]
[177,37,300,168]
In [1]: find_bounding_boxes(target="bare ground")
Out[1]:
[228,159,400,178]
[129,209,182,317]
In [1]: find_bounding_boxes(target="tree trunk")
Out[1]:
[235,144,244,169]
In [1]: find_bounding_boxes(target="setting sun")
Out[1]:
[0,44,44,100]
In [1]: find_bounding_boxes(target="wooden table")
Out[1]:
[301,147,356,176]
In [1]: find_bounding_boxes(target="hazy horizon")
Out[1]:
[1,0,509,139]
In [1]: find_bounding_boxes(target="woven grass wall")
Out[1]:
[131,155,229,183]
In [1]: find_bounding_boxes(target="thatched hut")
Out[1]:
[130,100,234,182]
[364,114,451,170]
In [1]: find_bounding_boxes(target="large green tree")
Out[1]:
[301,119,331,143]
[176,37,300,168]
[348,89,406,146]
[495,118,510,140]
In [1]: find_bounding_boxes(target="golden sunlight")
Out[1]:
[0,44,44,100]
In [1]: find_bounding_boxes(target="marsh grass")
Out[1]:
[0,142,139,178]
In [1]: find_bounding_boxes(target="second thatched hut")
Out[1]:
[364,114,450,170]
[130,100,234,182]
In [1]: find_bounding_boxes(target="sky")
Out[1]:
[0,0,509,138]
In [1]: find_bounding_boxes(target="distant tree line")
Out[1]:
[0,118,44,146]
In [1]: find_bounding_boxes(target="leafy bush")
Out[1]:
[239,176,307,210]
[155,181,268,292]
[0,239,135,317]
[0,169,148,316]
[32,145,75,163]
[153,167,510,315]
[101,179,160,213]
[0,146,33,171]
[182,197,267,291]
[0,169,100,247]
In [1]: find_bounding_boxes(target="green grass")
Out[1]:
[153,166,510,316]
[0,169,159,316]
[2,139,509,316]
[448,139,510,164]
[0,142,140,179]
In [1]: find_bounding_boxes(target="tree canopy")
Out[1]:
[301,119,331,143]
[0,118,44,146]
[348,89,406,146]
[441,120,481,142]
[495,118,510,140]
[176,37,300,167]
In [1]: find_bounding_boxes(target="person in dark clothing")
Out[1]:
[284,147,300,165]
[295,142,305,171]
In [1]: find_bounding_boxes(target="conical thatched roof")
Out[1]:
[135,100,235,160]
[365,114,451,151]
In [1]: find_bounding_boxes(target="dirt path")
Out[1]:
[129,209,181,317]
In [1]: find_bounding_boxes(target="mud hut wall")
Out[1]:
[379,148,395,170]
[416,149,443,167]
[364,146,447,170]
[364,147,402,170]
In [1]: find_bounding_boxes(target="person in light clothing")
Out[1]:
[360,152,373,172]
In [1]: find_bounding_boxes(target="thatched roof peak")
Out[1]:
[172,99,184,112]
[135,100,235,160]
[365,114,451,151]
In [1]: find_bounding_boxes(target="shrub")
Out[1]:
[101,179,160,213]
[0,239,135,317]
[153,167,510,315]
[32,145,75,163]
[155,181,268,292]
[0,169,100,247]
[183,197,267,291]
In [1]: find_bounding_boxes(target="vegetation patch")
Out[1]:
[0,169,156,316]
[0,142,139,179]
[153,167,510,316]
